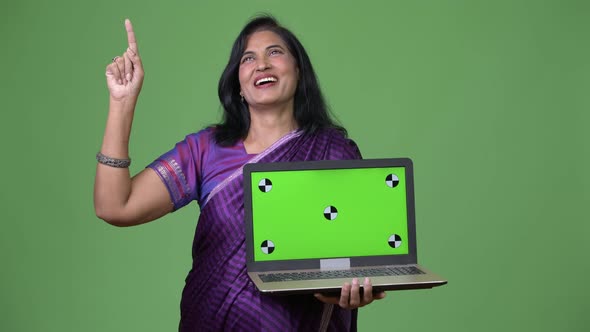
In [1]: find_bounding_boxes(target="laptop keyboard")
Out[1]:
[259,266,425,283]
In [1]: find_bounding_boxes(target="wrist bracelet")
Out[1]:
[96,152,131,168]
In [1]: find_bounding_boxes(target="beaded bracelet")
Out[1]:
[96,152,131,168]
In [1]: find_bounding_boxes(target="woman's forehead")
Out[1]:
[244,30,287,50]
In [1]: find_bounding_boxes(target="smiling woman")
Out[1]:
[94,15,381,331]
[238,30,301,153]
[239,31,299,115]
[216,16,345,149]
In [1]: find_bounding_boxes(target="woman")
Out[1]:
[95,15,385,331]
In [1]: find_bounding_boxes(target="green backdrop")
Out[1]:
[1,0,588,331]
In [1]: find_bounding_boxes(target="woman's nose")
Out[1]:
[256,57,271,71]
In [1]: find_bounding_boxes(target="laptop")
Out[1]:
[243,158,447,295]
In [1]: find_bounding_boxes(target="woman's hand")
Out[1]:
[105,19,144,102]
[95,18,174,228]
[314,278,386,309]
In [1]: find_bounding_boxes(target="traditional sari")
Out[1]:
[149,127,362,331]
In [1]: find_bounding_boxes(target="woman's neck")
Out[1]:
[243,106,298,154]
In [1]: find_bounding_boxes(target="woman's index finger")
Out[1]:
[125,19,138,53]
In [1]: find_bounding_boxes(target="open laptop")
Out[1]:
[243,158,447,295]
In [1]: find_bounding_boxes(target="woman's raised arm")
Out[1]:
[94,19,172,227]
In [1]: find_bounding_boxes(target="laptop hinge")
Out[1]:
[320,258,350,270]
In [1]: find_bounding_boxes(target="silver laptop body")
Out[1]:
[243,158,447,295]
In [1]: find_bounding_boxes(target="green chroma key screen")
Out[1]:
[251,166,409,262]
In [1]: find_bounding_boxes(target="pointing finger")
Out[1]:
[125,19,139,54]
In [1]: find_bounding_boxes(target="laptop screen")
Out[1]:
[249,165,410,262]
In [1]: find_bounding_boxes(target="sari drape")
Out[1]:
[154,128,362,331]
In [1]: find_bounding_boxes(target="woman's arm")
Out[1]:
[94,19,173,227]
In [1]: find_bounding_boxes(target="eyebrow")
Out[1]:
[241,44,286,57]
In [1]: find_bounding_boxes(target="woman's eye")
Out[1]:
[241,56,254,63]
[269,49,283,56]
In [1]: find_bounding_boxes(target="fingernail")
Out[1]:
[106,70,112,75]
[352,278,359,285]
[364,277,369,284]
[118,79,123,85]
[126,73,132,82]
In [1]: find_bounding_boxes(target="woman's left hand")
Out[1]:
[314,277,387,309]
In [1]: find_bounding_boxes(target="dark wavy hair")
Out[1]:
[215,15,346,146]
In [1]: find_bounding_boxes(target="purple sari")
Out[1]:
[150,128,362,331]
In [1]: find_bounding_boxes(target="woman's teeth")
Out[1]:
[256,77,278,86]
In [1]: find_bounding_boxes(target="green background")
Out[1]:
[1,0,588,331]
[251,167,409,261]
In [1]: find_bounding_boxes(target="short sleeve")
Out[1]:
[147,130,209,211]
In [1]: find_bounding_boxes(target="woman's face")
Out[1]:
[238,30,299,110]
